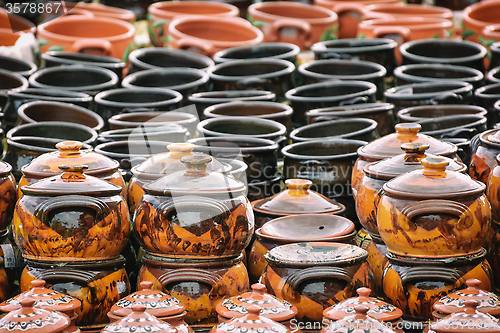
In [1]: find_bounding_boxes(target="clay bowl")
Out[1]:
[398,105,488,123]
[290,118,380,143]
[475,82,500,128]
[418,114,487,140]
[0,28,22,48]
[213,42,301,64]
[490,41,500,71]
[0,55,37,78]
[73,2,136,22]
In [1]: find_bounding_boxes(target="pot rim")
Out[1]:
[394,63,484,84]
[475,82,500,99]
[189,136,279,153]
[398,105,488,123]
[7,137,92,153]
[0,54,37,77]
[256,226,356,243]
[99,126,187,139]
[189,90,276,103]
[197,116,287,139]
[108,111,196,129]
[311,38,397,54]
[252,197,346,218]
[299,59,387,82]
[282,138,367,160]
[0,68,29,92]
[463,0,500,31]
[208,58,295,82]
[149,0,239,19]
[359,16,453,30]
[479,128,500,149]
[385,81,473,100]
[213,42,301,64]
[94,140,173,158]
[141,251,244,267]
[95,87,183,108]
[365,3,453,19]
[290,118,378,142]
[25,255,126,268]
[286,80,377,103]
[419,114,487,137]
[6,122,98,145]
[129,47,215,71]
[41,51,125,70]
[248,1,338,24]
[121,67,209,92]
[386,248,487,266]
[487,66,500,83]
[306,103,394,118]
[7,88,92,103]
[204,101,293,120]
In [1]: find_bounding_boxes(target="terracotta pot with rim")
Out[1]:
[364,3,453,22]
[462,0,500,43]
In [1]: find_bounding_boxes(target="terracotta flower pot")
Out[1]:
[364,3,453,22]
[463,0,500,43]
[0,9,35,33]
[74,2,136,22]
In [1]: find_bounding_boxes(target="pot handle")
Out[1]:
[339,96,369,106]
[320,52,352,60]
[236,77,272,91]
[399,266,463,285]
[430,92,463,105]
[400,199,474,231]
[69,38,113,57]
[469,133,481,154]
[176,38,216,58]
[269,19,313,50]
[372,26,412,43]
[332,2,366,16]
[29,268,100,285]
[158,268,225,299]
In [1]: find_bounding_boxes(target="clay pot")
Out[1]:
[400,39,488,73]
[0,69,28,95]
[41,51,126,82]
[247,174,283,203]
[290,118,380,143]
[364,3,453,22]
[261,242,375,323]
[212,304,289,333]
[98,126,187,144]
[378,157,490,258]
[487,66,500,84]
[398,105,488,123]
[247,2,338,50]
[20,256,130,329]
[128,47,215,74]
[286,80,377,127]
[306,103,395,136]
[0,162,16,233]
[0,28,21,49]
[394,64,484,89]
[486,154,500,225]
[0,55,37,78]
[475,82,500,128]
[0,9,35,33]
[28,65,119,96]
[16,100,104,132]
[7,121,98,146]
[71,2,136,22]
[138,252,249,329]
[104,304,175,333]
[419,114,487,142]
[249,213,354,282]
[168,16,263,58]
[147,1,239,47]
[321,305,396,333]
[490,42,500,71]
[213,42,300,65]
[434,0,478,11]
[37,16,135,60]
[469,127,500,185]
[462,0,500,43]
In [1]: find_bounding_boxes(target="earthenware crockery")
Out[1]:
[0,55,36,78]
[212,304,289,333]
[364,3,453,22]
[98,126,187,144]
[306,103,394,136]
[16,100,104,132]
[419,114,487,142]
[0,9,36,33]
[7,121,98,146]
[469,127,500,185]
[487,66,500,84]
[0,162,16,232]
[213,43,300,65]
[462,0,500,44]
[290,118,380,143]
[247,174,283,202]
[397,105,487,123]
[261,242,375,323]
[475,82,500,128]
[394,64,484,89]
[103,304,175,333]
[0,69,28,98]
[434,0,478,11]
[286,80,377,127]
[70,2,136,22]
[321,305,396,333]
[208,59,295,102]
[486,154,500,225]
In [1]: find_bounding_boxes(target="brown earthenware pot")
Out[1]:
[73,2,136,22]
[0,162,17,233]
[0,259,9,303]
[486,154,500,225]
[290,118,380,143]
[103,304,175,333]
[108,111,197,136]
[397,105,488,123]
[469,128,500,186]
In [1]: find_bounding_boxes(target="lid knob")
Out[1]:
[247,305,261,319]
[131,304,147,313]
[56,141,84,156]
[395,123,421,135]
[31,280,46,289]
[464,300,478,314]
[168,143,196,157]
[421,157,449,172]
[285,179,312,192]
[251,283,267,295]
[356,287,371,298]
[59,165,88,180]
[181,154,212,177]
[354,305,370,316]
[466,279,481,292]
[401,143,430,154]
[140,281,154,291]
[20,297,36,309]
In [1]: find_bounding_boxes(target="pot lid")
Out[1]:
[132,143,231,179]
[143,154,245,196]
[430,300,500,333]
[324,305,396,333]
[110,281,186,318]
[357,123,457,161]
[0,162,11,178]
[323,287,402,322]
[0,280,81,313]
[102,304,175,333]
[216,283,297,321]
[0,298,70,333]
[364,143,467,181]
[252,179,345,215]
[382,157,485,199]
[20,165,123,197]
[21,141,119,178]
[264,242,367,268]
[433,279,500,316]
[211,305,289,333]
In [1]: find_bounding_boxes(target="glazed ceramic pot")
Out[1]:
[357,143,467,237]
[0,298,70,333]
[0,69,28,96]
[469,128,500,185]
[28,65,119,96]
[487,66,500,84]
[168,16,263,58]
[20,256,130,329]
[419,115,487,144]
[247,174,283,203]
[490,42,500,71]
[486,154,500,225]
[18,141,126,199]
[212,304,289,333]
[261,242,375,323]
[475,83,500,128]
[290,118,380,143]
[0,162,16,232]
[247,2,338,50]
[378,157,490,258]
[311,38,398,76]
[398,105,487,123]
[213,43,300,65]
[37,16,135,60]
[41,51,126,82]
[147,1,239,47]
[134,154,254,258]
[320,305,396,333]
[0,258,10,303]
[16,100,104,132]
[14,165,130,261]
[382,250,493,322]
[98,126,187,144]
[306,103,394,136]
[103,303,175,333]
[462,0,500,44]
[128,47,215,74]
[138,252,249,329]
[248,213,355,282]
[0,55,37,78]
[298,59,386,100]
[400,39,487,73]
[286,80,377,126]
[59,2,136,22]
[394,64,484,89]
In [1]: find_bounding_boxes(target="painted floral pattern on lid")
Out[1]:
[211,305,289,333]
[103,304,175,333]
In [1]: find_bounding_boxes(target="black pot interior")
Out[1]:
[406,42,479,59]
[307,63,377,76]
[23,104,99,127]
[0,58,31,73]
[102,91,175,103]
[223,46,292,59]
[293,84,368,97]
[137,52,208,69]
[128,73,202,87]
[211,104,284,116]
[35,69,112,87]
[296,121,371,138]
[204,121,278,135]
[0,74,24,90]
[286,141,362,157]
[401,67,476,79]
[213,62,288,76]
[12,125,92,141]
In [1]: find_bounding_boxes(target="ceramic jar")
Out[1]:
[364,3,453,22]
[261,242,375,323]
[20,256,130,329]
[0,162,16,232]
[0,69,28,96]
[0,259,9,303]
[134,154,254,258]
[108,111,196,135]
[138,252,249,329]
[320,305,396,333]
[0,55,37,78]
[486,154,500,225]
[14,165,130,262]
[103,304,175,333]
[248,213,355,283]
[108,281,192,333]
[211,305,289,333]
[247,2,338,50]
[470,129,500,186]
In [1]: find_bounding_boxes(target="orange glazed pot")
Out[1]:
[74,2,136,22]
[0,162,17,233]
[377,157,490,259]
[463,0,500,43]
[0,9,36,33]
[470,129,500,186]
[486,154,500,225]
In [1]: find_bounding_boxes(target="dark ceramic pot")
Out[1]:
[98,126,187,144]
[17,100,104,132]
[41,51,126,81]
[208,59,295,102]
[400,39,488,72]
[286,80,377,127]
[475,83,500,128]
[94,88,183,129]
[121,68,209,106]
[247,174,283,202]
[490,42,500,71]
[394,64,484,89]
[398,104,488,123]
[469,128,500,186]
[0,54,37,78]
[434,0,478,11]
[311,38,398,76]
[290,118,380,143]
[0,69,28,94]
[419,114,487,142]
[487,67,500,84]
[7,122,98,145]
[213,42,301,65]
[203,101,293,134]
[298,59,386,100]
[306,103,394,136]
[128,47,215,74]
[28,65,119,96]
